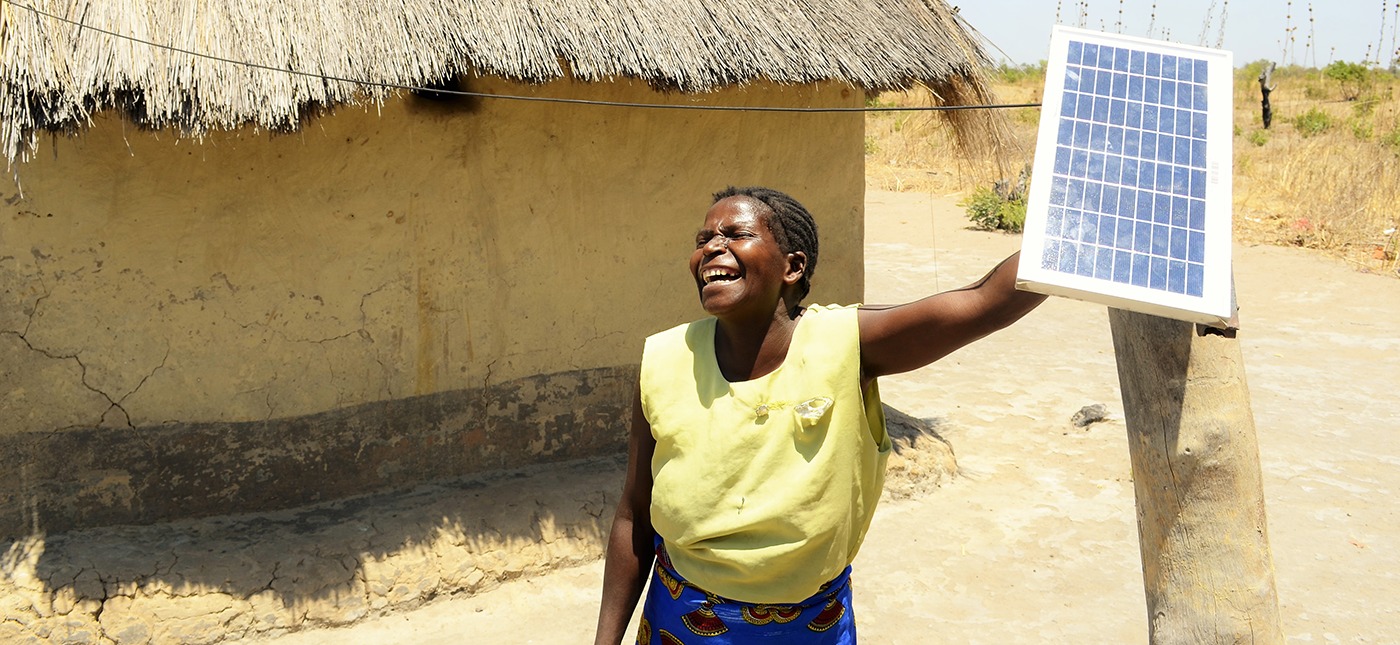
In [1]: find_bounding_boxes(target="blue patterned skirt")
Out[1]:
[636,537,857,644]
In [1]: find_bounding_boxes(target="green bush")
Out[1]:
[1246,129,1270,146]
[1293,108,1334,137]
[1324,60,1372,100]
[961,186,1026,233]
[1352,119,1374,140]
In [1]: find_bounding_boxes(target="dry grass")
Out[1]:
[865,63,1400,277]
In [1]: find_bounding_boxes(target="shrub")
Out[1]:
[961,186,1026,233]
[1324,60,1371,101]
[1293,108,1334,137]
[1247,129,1270,146]
[1352,120,1374,140]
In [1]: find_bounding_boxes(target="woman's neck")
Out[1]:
[713,303,803,382]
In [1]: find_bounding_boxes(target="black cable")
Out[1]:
[2,0,1042,114]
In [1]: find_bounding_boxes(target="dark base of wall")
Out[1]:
[1,365,635,537]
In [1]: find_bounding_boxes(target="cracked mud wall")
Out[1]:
[0,77,866,536]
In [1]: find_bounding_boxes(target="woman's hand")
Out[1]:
[858,252,1046,378]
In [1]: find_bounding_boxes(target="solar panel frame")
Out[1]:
[1017,26,1235,326]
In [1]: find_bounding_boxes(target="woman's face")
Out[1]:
[689,196,800,318]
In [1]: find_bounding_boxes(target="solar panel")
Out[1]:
[1017,27,1235,326]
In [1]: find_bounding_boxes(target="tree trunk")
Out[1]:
[1108,308,1283,645]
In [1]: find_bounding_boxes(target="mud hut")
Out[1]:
[0,0,997,537]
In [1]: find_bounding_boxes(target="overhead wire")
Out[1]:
[0,0,1042,114]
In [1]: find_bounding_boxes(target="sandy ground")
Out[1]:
[245,190,1400,644]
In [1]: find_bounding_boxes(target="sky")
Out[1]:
[953,1,1384,68]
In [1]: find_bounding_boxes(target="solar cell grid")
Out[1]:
[1041,37,1213,298]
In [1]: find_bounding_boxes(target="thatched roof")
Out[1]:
[0,0,996,163]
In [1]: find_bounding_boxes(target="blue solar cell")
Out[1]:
[1191,111,1207,139]
[1170,227,1188,258]
[1194,59,1208,84]
[1078,69,1095,93]
[1179,58,1196,82]
[1177,85,1193,109]
[1061,93,1078,117]
[1121,160,1139,188]
[1149,257,1169,289]
[1188,199,1206,231]
[1192,84,1208,111]
[1116,217,1135,247]
[1173,137,1191,165]
[1143,107,1159,133]
[1093,97,1111,122]
[1081,212,1100,242]
[1050,175,1068,203]
[1112,73,1128,98]
[1069,178,1086,202]
[1065,208,1083,237]
[1128,75,1144,101]
[1119,186,1137,213]
[1102,184,1121,212]
[1131,252,1151,287]
[1171,197,1189,227]
[1068,41,1084,64]
[1084,181,1103,211]
[1151,223,1169,255]
[1058,119,1074,146]
[1140,131,1157,159]
[1168,260,1187,293]
[1059,240,1078,273]
[1105,155,1123,185]
[1123,129,1141,157]
[1155,163,1173,190]
[1087,153,1106,180]
[1138,160,1156,189]
[1099,46,1116,69]
[1076,244,1096,276]
[1158,107,1176,134]
[1112,250,1132,282]
[1145,77,1161,103]
[1071,149,1089,176]
[1188,231,1205,263]
[1042,240,1060,269]
[1095,247,1115,279]
[1146,52,1161,77]
[1126,101,1143,127]
[1073,120,1091,148]
[1189,169,1206,198]
[1090,123,1107,149]
[1046,207,1064,236]
[1136,190,1154,220]
[1097,70,1114,93]
[1110,99,1126,125]
[1153,194,1171,224]
[1172,167,1190,194]
[1130,50,1146,74]
[1114,49,1130,72]
[1084,43,1100,66]
[1176,111,1193,137]
[1054,147,1071,174]
[1187,262,1204,297]
[1191,138,1207,168]
[1064,66,1082,91]
[1161,55,1178,79]
[1160,81,1176,107]
[1133,219,1151,250]
[1078,93,1095,118]
[1098,213,1118,244]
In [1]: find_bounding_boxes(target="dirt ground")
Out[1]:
[243,189,1400,644]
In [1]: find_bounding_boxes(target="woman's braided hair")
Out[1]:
[711,186,820,301]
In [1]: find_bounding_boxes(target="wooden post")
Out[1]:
[1259,62,1277,129]
[1107,308,1284,645]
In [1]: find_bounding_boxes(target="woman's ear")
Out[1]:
[784,251,808,286]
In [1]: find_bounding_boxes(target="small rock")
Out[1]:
[1070,404,1109,428]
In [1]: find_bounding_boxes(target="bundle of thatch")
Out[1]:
[0,0,1001,164]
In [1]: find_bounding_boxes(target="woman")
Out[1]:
[595,187,1046,644]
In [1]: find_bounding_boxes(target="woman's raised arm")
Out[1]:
[858,252,1046,378]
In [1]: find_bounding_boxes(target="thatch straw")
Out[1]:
[0,0,997,164]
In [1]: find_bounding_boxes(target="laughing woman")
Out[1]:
[594,187,1046,644]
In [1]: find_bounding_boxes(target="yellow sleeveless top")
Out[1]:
[640,304,891,603]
